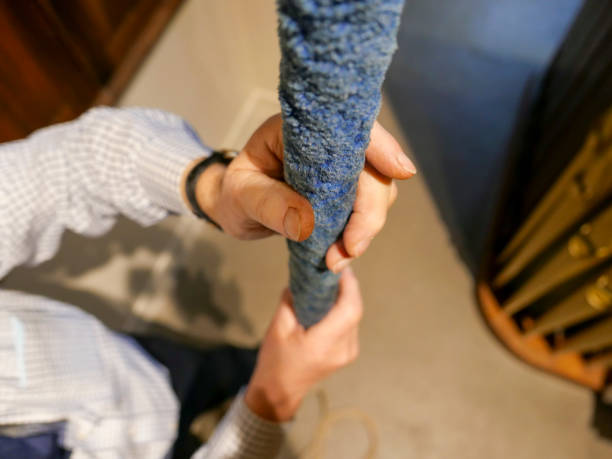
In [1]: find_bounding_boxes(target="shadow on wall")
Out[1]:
[0,216,252,348]
[384,0,582,273]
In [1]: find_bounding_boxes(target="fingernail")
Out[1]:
[284,207,301,241]
[331,258,351,274]
[353,238,372,257]
[398,153,417,175]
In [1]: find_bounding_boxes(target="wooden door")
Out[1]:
[0,0,183,142]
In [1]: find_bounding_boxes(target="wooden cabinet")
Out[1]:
[0,0,183,142]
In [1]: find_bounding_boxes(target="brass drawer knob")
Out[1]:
[586,275,612,311]
[568,234,594,258]
[568,223,593,258]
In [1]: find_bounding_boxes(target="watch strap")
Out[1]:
[185,149,238,229]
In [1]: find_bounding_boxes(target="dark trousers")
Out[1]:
[134,336,259,459]
[0,431,69,459]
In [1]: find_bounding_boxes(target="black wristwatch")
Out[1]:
[185,149,239,229]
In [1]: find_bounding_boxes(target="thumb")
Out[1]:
[236,170,314,241]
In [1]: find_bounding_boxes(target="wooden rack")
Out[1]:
[478,0,612,390]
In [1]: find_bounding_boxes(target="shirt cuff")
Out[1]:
[132,109,212,215]
[193,389,289,459]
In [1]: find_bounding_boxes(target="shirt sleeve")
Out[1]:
[0,107,209,279]
[192,389,288,459]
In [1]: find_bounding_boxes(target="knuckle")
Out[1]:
[320,354,339,372]
[365,210,387,236]
[269,327,285,343]
[343,347,357,366]
[375,212,388,233]
[332,354,347,369]
[345,304,362,326]
[354,305,364,324]
[389,182,398,206]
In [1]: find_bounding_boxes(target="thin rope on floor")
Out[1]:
[300,390,379,459]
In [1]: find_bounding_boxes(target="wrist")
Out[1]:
[195,162,225,224]
[244,380,303,422]
[181,158,225,224]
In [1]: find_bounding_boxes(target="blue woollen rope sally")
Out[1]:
[277,0,404,327]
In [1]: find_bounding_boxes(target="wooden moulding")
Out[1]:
[477,281,607,390]
[94,0,184,106]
